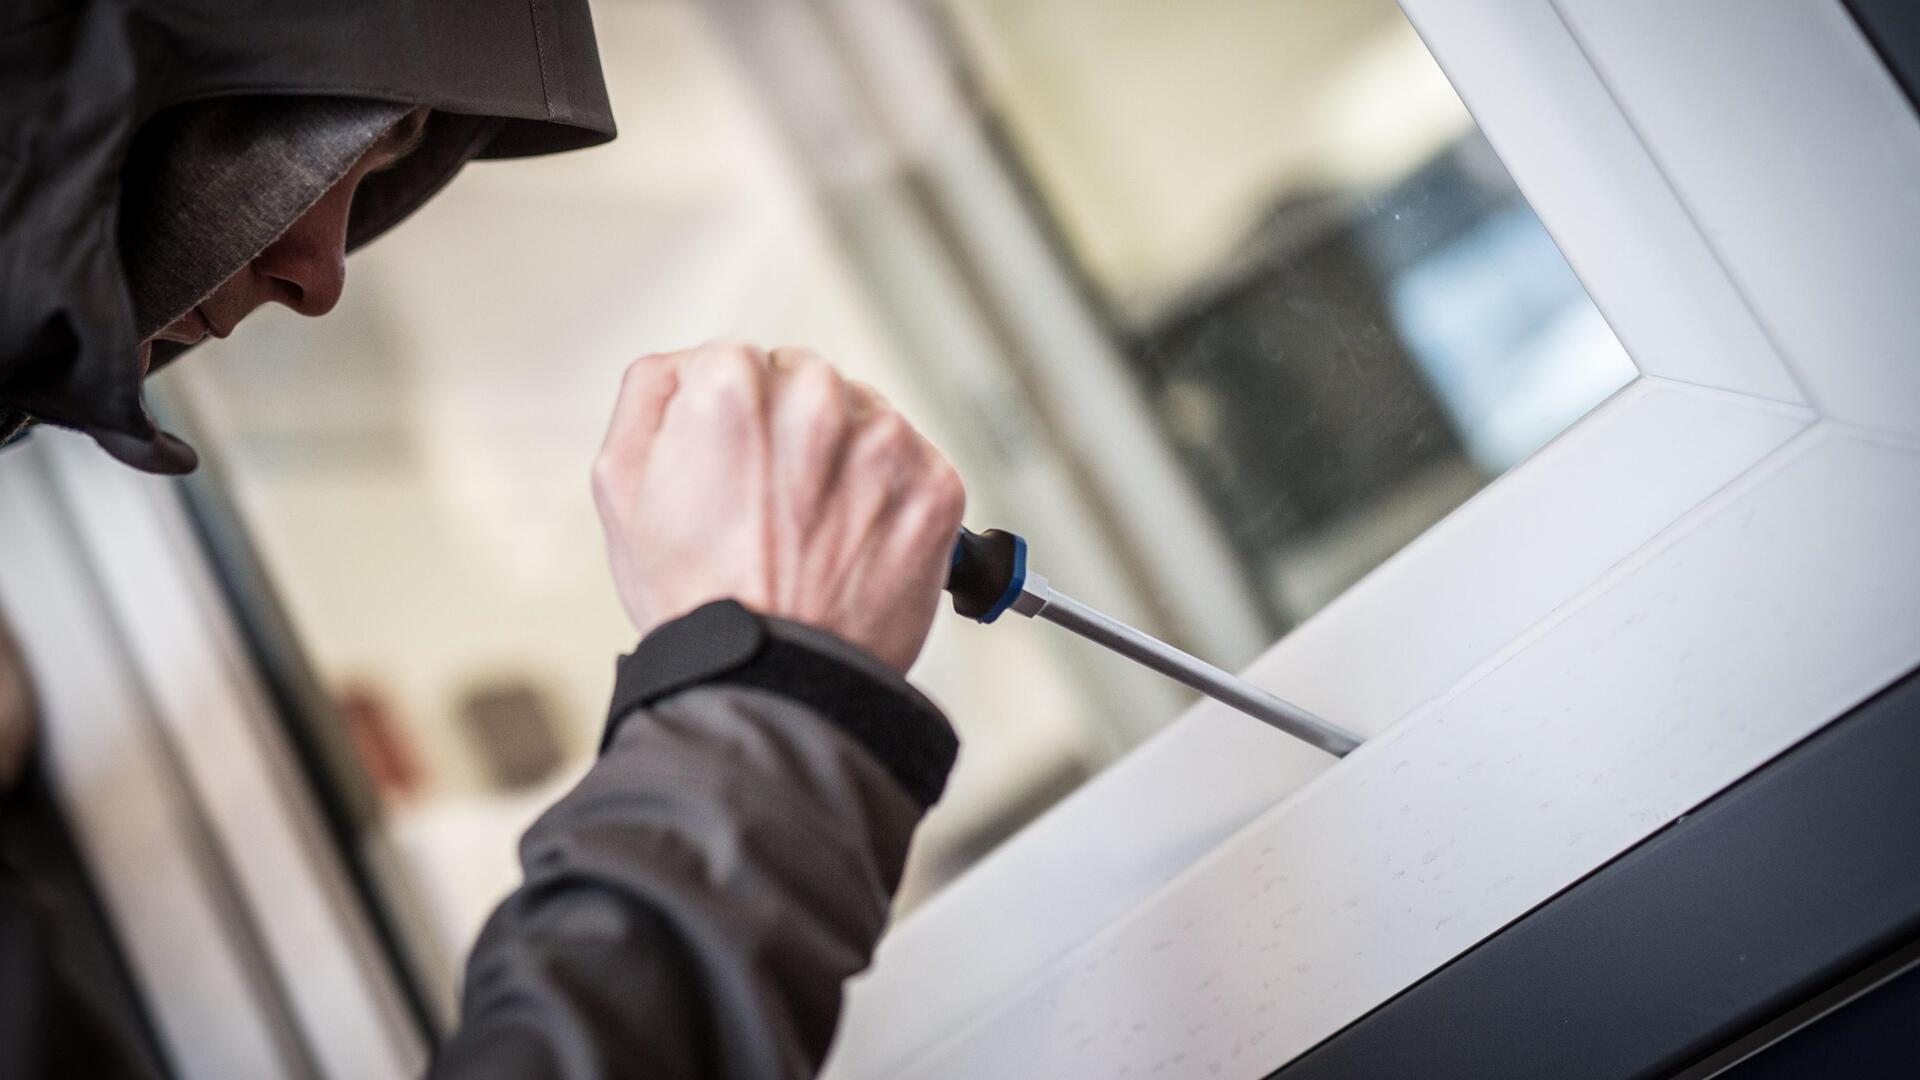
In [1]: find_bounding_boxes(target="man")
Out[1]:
[0,2,966,1077]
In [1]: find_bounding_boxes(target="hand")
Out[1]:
[592,342,966,674]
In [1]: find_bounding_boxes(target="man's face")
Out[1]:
[145,109,430,351]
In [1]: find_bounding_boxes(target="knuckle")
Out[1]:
[590,446,625,483]
[618,352,666,391]
[708,339,764,368]
[798,394,849,447]
[869,411,913,448]
[929,463,967,518]
[589,453,624,508]
[894,498,938,537]
[899,482,962,539]
[906,465,964,528]
[711,347,756,379]
[770,344,824,371]
[788,358,843,404]
[846,378,887,414]
[690,352,764,413]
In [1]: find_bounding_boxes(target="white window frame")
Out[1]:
[820,1,1920,1076]
[0,436,431,1080]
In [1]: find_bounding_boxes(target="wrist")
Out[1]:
[605,599,958,808]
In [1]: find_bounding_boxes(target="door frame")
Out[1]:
[820,0,1920,1075]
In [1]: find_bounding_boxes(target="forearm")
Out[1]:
[432,610,956,1080]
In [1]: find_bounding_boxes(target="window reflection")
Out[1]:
[940,0,1634,624]
[1129,134,1632,620]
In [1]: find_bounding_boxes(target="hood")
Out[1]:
[0,0,616,472]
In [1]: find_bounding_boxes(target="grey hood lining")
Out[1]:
[119,97,416,344]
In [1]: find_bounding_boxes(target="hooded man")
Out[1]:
[0,3,966,1078]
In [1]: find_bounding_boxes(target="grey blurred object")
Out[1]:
[0,604,34,792]
[459,681,566,792]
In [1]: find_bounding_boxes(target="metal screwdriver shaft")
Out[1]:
[1023,575,1361,757]
[947,528,1363,757]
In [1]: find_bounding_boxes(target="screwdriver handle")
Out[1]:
[946,527,1028,623]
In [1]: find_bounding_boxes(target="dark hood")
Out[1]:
[0,0,616,472]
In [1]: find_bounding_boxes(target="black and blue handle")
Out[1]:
[946,527,1028,624]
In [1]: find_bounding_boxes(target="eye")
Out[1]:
[368,110,430,174]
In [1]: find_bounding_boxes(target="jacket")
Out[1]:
[0,597,958,1079]
[435,605,956,1078]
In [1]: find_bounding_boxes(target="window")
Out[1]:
[155,0,1632,1006]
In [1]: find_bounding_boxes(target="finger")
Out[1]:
[684,338,770,374]
[849,408,922,524]
[768,346,839,403]
[845,378,891,421]
[770,348,852,479]
[598,351,681,467]
[882,440,965,542]
[672,340,772,430]
[768,344,819,373]
[767,354,852,595]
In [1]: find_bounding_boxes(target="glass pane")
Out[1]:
[154,0,1635,990]
[940,0,1635,621]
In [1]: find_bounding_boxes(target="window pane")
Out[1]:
[940,0,1635,620]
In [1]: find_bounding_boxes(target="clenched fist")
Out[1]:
[591,342,966,674]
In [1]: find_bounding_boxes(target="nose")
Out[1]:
[247,176,355,318]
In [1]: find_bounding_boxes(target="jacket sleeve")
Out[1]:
[429,605,959,1080]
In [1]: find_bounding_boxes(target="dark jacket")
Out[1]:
[436,607,956,1079]
[0,4,959,1077]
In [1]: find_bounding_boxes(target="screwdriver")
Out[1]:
[946,528,1363,757]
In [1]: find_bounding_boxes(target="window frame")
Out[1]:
[818,0,1920,1075]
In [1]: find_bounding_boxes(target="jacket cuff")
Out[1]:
[604,600,958,809]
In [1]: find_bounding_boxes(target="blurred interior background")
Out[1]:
[151,0,1632,1011]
